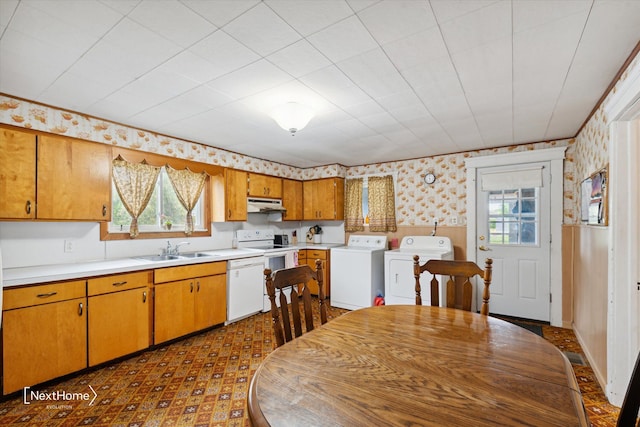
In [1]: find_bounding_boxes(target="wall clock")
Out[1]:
[424,172,436,185]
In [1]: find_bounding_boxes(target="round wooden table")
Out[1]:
[248,305,589,426]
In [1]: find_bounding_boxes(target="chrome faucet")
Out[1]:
[172,241,190,255]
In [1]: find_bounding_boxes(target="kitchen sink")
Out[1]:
[136,254,182,261]
[179,252,214,258]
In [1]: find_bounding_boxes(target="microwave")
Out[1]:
[274,234,289,246]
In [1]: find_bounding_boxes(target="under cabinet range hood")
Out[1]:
[247,197,287,213]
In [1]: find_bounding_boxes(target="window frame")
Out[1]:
[100,147,222,241]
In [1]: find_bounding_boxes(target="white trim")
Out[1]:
[606,118,640,406]
[465,147,566,326]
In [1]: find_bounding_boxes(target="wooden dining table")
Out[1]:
[248,305,589,426]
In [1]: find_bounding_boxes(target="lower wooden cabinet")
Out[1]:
[298,249,330,297]
[153,262,226,344]
[2,280,87,394]
[87,271,152,367]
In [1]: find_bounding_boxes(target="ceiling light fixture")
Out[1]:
[271,102,314,136]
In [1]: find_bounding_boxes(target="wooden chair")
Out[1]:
[264,259,327,348]
[617,351,640,427]
[413,256,493,315]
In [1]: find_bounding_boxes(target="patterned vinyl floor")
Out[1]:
[0,304,621,426]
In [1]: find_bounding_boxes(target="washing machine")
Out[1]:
[330,235,388,310]
[384,236,453,306]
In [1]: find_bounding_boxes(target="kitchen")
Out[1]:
[0,0,639,424]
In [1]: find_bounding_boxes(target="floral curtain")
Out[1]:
[166,166,207,236]
[112,156,161,238]
[368,175,397,232]
[344,178,364,232]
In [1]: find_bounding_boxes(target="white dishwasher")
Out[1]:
[226,256,265,324]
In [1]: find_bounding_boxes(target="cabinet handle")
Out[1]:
[37,292,57,298]
[26,200,32,214]
[228,209,231,218]
[78,302,84,316]
[142,291,147,303]
[197,281,200,292]
[190,282,194,293]
[102,204,108,217]
[112,281,127,287]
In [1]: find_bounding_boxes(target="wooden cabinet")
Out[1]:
[87,271,152,367]
[0,127,36,219]
[248,173,282,198]
[298,249,330,297]
[222,169,248,221]
[282,179,303,221]
[0,127,112,221]
[2,280,87,394]
[153,262,226,344]
[303,178,344,220]
[37,135,112,221]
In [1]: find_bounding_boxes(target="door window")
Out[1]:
[488,188,538,246]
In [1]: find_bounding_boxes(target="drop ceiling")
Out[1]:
[1,0,639,168]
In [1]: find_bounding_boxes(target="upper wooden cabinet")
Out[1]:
[303,178,344,220]
[248,173,282,198]
[38,135,112,221]
[282,179,303,221]
[0,127,112,221]
[0,127,36,219]
[219,168,248,221]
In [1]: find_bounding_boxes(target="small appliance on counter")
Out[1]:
[274,234,289,246]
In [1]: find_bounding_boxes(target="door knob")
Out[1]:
[478,245,491,251]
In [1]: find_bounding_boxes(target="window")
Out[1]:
[109,168,205,234]
[488,188,538,245]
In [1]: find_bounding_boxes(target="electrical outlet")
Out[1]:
[64,240,74,253]
[450,217,458,225]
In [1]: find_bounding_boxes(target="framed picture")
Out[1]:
[581,166,608,225]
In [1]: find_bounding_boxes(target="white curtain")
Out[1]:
[165,166,207,236]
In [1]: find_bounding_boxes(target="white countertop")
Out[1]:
[2,248,262,288]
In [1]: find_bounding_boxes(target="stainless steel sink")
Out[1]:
[179,252,214,258]
[136,254,182,261]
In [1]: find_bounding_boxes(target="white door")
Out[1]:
[476,163,551,321]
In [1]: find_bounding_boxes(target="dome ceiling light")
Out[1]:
[270,102,314,135]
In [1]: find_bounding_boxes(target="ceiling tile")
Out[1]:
[383,27,449,72]
[267,39,331,78]
[189,31,260,79]
[22,0,122,37]
[266,0,354,36]
[206,59,293,99]
[128,0,217,48]
[181,0,260,28]
[307,15,379,63]
[0,0,18,34]
[358,0,436,45]
[300,65,372,108]
[222,2,301,56]
[430,0,497,24]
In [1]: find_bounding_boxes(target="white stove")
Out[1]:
[384,236,453,306]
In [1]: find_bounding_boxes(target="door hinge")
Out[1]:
[550,293,552,303]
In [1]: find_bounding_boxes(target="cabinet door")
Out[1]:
[154,280,195,344]
[282,179,303,220]
[3,298,87,394]
[0,127,36,219]
[303,180,315,220]
[248,173,282,198]
[303,250,329,297]
[315,178,337,220]
[225,169,248,221]
[37,135,112,220]
[88,287,150,366]
[194,274,226,330]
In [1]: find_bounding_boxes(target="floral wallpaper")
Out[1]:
[1,45,638,228]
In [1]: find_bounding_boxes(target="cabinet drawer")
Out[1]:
[306,250,327,260]
[88,271,152,296]
[154,261,226,284]
[3,280,86,311]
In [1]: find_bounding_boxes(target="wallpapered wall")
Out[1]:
[0,93,577,226]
